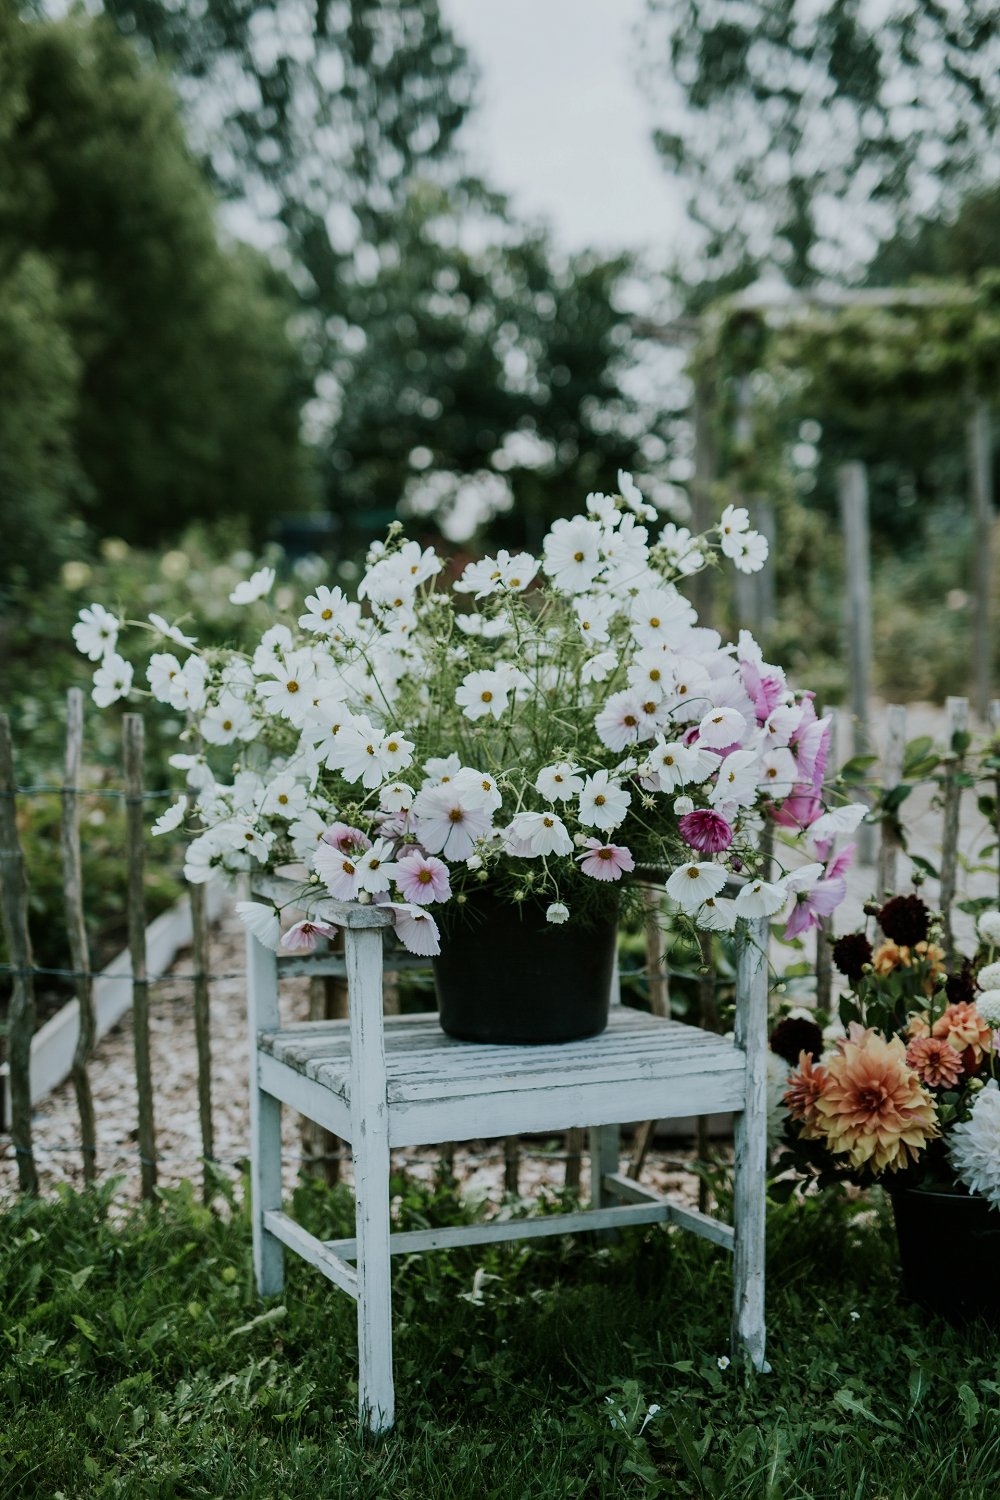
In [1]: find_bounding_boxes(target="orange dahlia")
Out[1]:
[784,1051,828,1137]
[905,1035,965,1088]
[873,940,911,976]
[813,1023,937,1174]
[931,1002,992,1064]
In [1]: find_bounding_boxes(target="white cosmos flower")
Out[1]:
[673,795,695,815]
[379,781,415,813]
[505,810,573,857]
[696,894,738,931]
[759,747,799,798]
[454,549,539,597]
[201,694,258,746]
[411,783,495,861]
[455,669,510,722]
[642,739,720,792]
[256,649,316,724]
[578,770,631,832]
[148,613,197,649]
[289,808,331,861]
[734,878,787,918]
[235,900,281,950]
[151,795,187,836]
[601,512,649,589]
[586,490,617,523]
[627,646,673,701]
[259,774,309,821]
[697,706,748,749]
[169,751,214,791]
[167,655,209,714]
[581,651,617,684]
[314,840,363,900]
[629,586,695,648]
[573,594,615,643]
[708,749,761,809]
[594,690,650,753]
[536,762,585,802]
[659,523,704,576]
[730,531,769,574]
[950,1079,1000,1208]
[252,623,295,676]
[542,515,603,593]
[665,861,728,912]
[718,505,750,550]
[354,837,399,894]
[73,603,119,661]
[146,652,182,704]
[806,803,868,849]
[92,653,133,707]
[546,902,570,924]
[230,566,275,605]
[422,753,462,786]
[616,469,658,522]
[451,766,503,813]
[454,613,511,639]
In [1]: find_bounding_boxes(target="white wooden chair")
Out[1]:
[246,874,771,1434]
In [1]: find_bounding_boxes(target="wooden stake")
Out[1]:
[62,689,97,1183]
[691,376,717,628]
[838,461,875,865]
[991,701,1000,909]
[563,1127,584,1193]
[0,715,37,1194]
[503,1136,521,1196]
[876,704,908,904]
[815,918,832,1015]
[969,402,995,722]
[123,715,156,1200]
[190,879,214,1200]
[939,697,969,967]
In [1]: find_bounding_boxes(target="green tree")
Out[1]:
[0,5,305,567]
[643,0,1000,288]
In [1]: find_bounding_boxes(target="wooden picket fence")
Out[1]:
[2,690,999,1204]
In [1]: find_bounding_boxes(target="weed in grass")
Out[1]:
[2,1176,1000,1497]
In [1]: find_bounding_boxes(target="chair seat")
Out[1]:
[257,1007,747,1147]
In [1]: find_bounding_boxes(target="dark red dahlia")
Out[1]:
[769,1017,824,1066]
[832,931,873,983]
[945,960,977,1006]
[878,894,930,947]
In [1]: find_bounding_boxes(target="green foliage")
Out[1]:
[3,1178,1000,1496]
[0,5,306,584]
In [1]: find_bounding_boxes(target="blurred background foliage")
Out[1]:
[0,0,997,730]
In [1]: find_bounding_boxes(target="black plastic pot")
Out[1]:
[890,1185,1000,1325]
[432,891,617,1045]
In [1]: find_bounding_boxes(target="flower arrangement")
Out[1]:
[74,476,854,957]
[772,900,1000,1206]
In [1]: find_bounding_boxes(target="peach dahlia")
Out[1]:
[813,1024,937,1174]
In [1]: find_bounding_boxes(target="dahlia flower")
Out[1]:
[813,1025,937,1174]
[931,1002,992,1064]
[950,1080,1000,1209]
[905,1035,965,1089]
[784,1051,828,1138]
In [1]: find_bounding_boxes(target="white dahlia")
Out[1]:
[950,1080,1000,1209]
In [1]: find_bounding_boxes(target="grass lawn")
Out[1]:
[2,1170,999,1499]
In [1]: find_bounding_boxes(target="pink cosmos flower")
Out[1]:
[281,919,338,953]
[381,901,441,956]
[771,696,833,830]
[782,844,855,939]
[577,838,636,882]
[678,809,734,853]
[396,852,451,905]
[321,821,372,854]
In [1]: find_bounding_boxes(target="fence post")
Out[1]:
[123,715,157,1200]
[838,462,874,865]
[189,880,214,1201]
[876,705,908,904]
[62,689,97,1183]
[691,376,717,628]
[0,715,38,1194]
[969,402,994,722]
[990,700,1000,908]
[939,697,969,967]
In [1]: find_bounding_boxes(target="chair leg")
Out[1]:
[731,1104,768,1371]
[589,1125,619,1208]
[250,1088,284,1296]
[355,1126,394,1435]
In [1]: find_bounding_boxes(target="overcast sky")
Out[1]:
[442,0,691,258]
